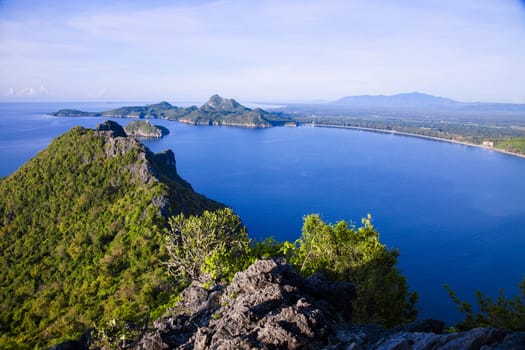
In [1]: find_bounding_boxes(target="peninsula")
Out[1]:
[51,95,296,128]
[279,92,525,156]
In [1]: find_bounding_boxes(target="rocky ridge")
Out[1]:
[55,259,525,349]
[0,121,224,348]
[133,259,525,350]
[95,120,223,216]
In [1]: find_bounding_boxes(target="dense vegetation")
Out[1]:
[5,119,520,348]
[495,138,525,155]
[165,211,418,328]
[52,95,295,128]
[0,123,221,348]
[165,208,250,284]
[287,214,418,326]
[124,120,169,138]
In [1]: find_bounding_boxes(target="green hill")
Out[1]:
[0,121,222,348]
[52,95,296,128]
[124,120,169,138]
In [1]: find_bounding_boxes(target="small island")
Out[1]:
[51,95,296,129]
[124,120,169,138]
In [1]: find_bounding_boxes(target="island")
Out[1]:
[51,95,296,128]
[124,120,169,138]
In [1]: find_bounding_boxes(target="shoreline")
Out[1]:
[304,123,525,160]
[51,113,525,160]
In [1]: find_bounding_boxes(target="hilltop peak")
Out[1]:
[95,120,127,137]
[0,122,223,347]
[204,94,245,111]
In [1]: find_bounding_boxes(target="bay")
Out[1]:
[1,102,524,324]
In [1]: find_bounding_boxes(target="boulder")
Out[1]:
[133,259,356,349]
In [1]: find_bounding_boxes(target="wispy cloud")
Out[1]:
[0,0,524,102]
[7,85,49,97]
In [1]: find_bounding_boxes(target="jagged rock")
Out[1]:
[133,259,356,349]
[96,120,127,137]
[371,327,512,350]
[488,332,525,350]
[131,259,525,350]
[403,319,445,334]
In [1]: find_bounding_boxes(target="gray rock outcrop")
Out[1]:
[134,259,356,349]
[52,259,525,349]
[131,259,525,350]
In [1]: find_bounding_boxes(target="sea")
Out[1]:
[1,102,525,324]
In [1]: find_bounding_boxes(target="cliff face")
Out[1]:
[0,121,223,348]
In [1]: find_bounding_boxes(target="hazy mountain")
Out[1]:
[334,92,459,108]
[332,92,525,113]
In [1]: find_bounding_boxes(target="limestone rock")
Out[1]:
[133,259,356,349]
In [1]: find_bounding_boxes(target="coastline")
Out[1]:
[50,111,525,160]
[304,123,525,160]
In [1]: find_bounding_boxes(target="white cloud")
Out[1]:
[0,0,524,102]
[5,85,50,97]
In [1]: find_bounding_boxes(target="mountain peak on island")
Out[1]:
[52,96,296,128]
[204,94,246,112]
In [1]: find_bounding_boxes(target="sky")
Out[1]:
[0,0,524,103]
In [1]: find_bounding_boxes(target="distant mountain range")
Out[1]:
[333,92,459,108]
[52,95,296,128]
[278,92,525,122]
[332,92,525,112]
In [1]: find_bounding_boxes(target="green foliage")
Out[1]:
[249,237,287,260]
[294,115,525,149]
[495,138,525,155]
[0,126,219,348]
[149,294,183,321]
[445,278,525,331]
[288,214,418,327]
[124,120,168,138]
[161,210,418,328]
[91,318,147,349]
[165,208,250,283]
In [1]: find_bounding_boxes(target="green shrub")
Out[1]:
[288,214,418,326]
[165,208,250,283]
[445,278,525,330]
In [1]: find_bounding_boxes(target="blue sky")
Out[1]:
[1,0,524,103]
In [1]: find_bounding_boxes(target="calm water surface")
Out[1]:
[1,102,524,324]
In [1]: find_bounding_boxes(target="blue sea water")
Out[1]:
[1,102,525,324]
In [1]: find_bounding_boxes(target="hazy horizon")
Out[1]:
[1,0,524,104]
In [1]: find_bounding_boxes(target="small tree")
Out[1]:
[165,208,250,284]
[445,278,525,331]
[290,214,418,326]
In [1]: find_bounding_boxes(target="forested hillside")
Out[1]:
[0,121,222,348]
